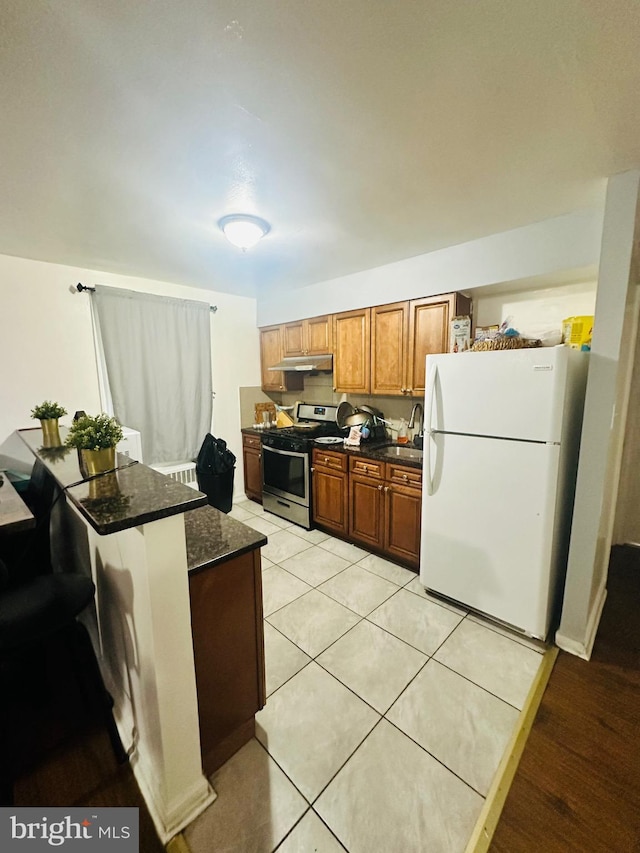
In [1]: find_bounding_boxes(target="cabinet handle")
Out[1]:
[324,457,329,464]
[384,486,389,493]
[310,467,315,472]
[363,465,368,472]
[378,484,383,491]
[402,474,408,481]
[258,454,261,460]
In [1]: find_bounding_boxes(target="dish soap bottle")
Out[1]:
[397,418,409,444]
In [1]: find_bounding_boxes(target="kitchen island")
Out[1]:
[17,428,267,843]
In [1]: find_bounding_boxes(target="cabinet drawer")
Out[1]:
[386,463,422,488]
[349,456,384,479]
[312,449,347,472]
[243,433,262,450]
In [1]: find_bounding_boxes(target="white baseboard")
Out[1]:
[555,580,608,660]
[131,754,216,844]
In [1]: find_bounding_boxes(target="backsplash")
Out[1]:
[272,373,424,441]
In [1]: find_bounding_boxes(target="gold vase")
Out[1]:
[81,447,116,476]
[88,471,120,500]
[40,418,61,448]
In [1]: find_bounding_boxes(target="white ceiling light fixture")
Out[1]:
[218,214,271,250]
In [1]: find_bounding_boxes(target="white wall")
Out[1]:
[473,280,597,339]
[557,170,640,659]
[0,252,260,495]
[614,314,640,545]
[257,208,603,325]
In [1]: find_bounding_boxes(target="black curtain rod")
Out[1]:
[76,282,218,312]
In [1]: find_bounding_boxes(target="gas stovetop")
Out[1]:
[261,421,343,453]
[260,403,343,449]
[263,422,342,439]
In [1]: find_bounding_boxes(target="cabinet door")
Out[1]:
[333,308,371,394]
[260,326,285,392]
[407,295,456,396]
[189,548,266,775]
[371,301,409,396]
[312,467,348,534]
[282,321,305,357]
[349,472,384,550]
[306,315,332,354]
[243,447,263,501]
[384,482,422,568]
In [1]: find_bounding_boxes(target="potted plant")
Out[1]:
[65,413,124,476]
[31,400,67,446]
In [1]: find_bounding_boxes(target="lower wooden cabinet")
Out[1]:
[346,456,422,569]
[312,450,348,535]
[242,432,263,502]
[189,547,266,776]
[348,457,385,551]
[349,472,385,551]
[384,463,422,568]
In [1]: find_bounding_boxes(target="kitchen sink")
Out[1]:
[377,445,423,461]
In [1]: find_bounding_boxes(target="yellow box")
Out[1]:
[563,316,594,350]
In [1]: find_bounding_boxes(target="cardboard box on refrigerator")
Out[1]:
[450,316,471,352]
[563,316,594,350]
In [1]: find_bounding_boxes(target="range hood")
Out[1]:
[268,354,333,372]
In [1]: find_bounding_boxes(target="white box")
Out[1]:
[117,427,143,463]
[450,316,471,353]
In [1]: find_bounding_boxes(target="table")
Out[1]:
[0,471,35,534]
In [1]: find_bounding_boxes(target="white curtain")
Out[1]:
[93,285,212,465]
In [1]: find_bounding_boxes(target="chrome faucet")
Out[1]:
[408,402,424,436]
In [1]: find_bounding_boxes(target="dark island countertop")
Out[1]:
[18,427,207,535]
[184,505,267,574]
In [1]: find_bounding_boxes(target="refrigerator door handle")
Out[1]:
[424,360,437,496]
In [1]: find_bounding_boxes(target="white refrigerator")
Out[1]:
[420,346,588,639]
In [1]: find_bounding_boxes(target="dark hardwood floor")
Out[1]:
[14,725,164,853]
[7,633,165,853]
[491,545,640,852]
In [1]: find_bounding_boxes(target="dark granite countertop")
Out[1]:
[336,442,423,470]
[18,427,207,535]
[241,428,422,469]
[184,505,267,574]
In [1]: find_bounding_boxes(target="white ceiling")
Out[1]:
[1,0,639,299]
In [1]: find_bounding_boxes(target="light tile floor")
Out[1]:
[185,499,547,853]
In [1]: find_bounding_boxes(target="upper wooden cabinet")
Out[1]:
[261,291,470,397]
[371,293,472,396]
[260,325,284,392]
[333,308,371,395]
[407,292,471,396]
[283,315,332,357]
[371,301,409,396]
[259,325,304,393]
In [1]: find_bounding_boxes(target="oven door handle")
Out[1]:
[262,444,308,459]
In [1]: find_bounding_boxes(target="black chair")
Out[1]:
[0,459,57,582]
[0,557,127,804]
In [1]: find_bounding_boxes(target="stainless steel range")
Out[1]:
[261,403,342,529]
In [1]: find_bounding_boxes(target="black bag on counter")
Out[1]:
[195,434,236,513]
